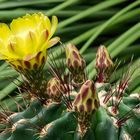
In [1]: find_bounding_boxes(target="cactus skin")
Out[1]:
[95,107,118,140]
[0,45,140,140]
[39,112,77,140]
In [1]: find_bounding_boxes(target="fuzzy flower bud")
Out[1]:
[96,45,113,83]
[73,80,99,136]
[65,43,86,86]
[47,77,63,102]
[73,80,99,114]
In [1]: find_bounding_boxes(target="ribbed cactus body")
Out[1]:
[1,95,139,140]
[40,112,77,140]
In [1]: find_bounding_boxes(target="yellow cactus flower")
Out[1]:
[0,13,60,71]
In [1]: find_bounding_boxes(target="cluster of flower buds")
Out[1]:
[95,45,113,83]
[65,43,86,87]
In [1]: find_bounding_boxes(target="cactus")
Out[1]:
[0,44,140,140]
[0,14,140,140]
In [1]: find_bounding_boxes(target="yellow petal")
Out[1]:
[29,13,51,35]
[0,40,18,60]
[12,36,26,57]
[10,17,35,36]
[0,24,12,59]
[41,13,51,33]
[48,37,60,48]
[7,41,20,59]
[25,30,38,53]
[40,37,60,51]
[37,29,49,51]
[0,23,11,42]
[50,16,58,38]
[43,36,60,50]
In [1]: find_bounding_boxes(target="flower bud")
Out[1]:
[65,43,86,86]
[96,45,113,83]
[73,80,99,114]
[47,77,63,102]
[73,80,99,136]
